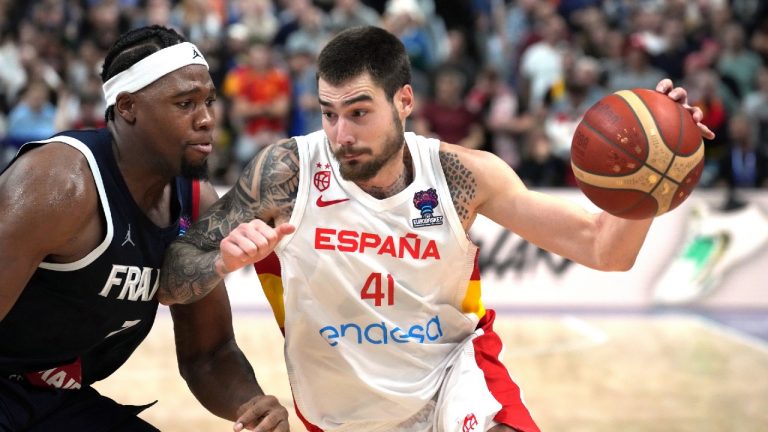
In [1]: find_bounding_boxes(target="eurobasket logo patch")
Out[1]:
[178,216,191,237]
[412,188,443,228]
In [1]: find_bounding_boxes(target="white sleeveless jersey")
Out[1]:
[273,131,484,430]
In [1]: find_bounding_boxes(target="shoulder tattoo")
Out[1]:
[183,138,300,249]
[241,137,300,221]
[439,150,476,222]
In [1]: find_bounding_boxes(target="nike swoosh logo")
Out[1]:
[316,196,350,207]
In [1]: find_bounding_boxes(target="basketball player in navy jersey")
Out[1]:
[0,26,288,431]
[160,27,714,432]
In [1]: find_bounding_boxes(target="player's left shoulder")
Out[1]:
[438,142,504,179]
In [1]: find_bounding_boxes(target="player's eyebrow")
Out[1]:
[171,84,216,98]
[319,94,373,107]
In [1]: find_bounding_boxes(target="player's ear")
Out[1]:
[114,92,136,124]
[395,84,414,119]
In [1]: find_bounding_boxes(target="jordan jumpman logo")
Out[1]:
[121,224,136,247]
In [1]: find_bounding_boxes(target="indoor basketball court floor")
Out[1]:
[94,305,768,432]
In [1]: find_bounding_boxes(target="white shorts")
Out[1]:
[296,310,540,432]
[436,309,539,432]
[393,310,540,432]
[432,331,504,432]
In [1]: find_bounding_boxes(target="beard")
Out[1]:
[333,109,405,182]
[180,158,209,180]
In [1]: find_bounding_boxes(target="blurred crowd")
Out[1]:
[1,0,767,190]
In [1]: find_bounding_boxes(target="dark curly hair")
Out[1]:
[317,26,411,101]
[101,25,187,122]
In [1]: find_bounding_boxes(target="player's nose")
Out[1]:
[194,104,214,130]
[335,117,355,146]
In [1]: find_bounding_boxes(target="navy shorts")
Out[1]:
[0,375,159,432]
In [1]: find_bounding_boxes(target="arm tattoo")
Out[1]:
[246,138,301,223]
[160,139,301,304]
[439,150,476,224]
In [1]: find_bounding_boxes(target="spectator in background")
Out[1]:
[544,54,606,159]
[170,0,224,47]
[469,0,506,79]
[223,39,290,168]
[413,66,484,150]
[650,17,693,82]
[272,0,315,48]
[504,0,552,84]
[140,0,173,28]
[600,29,629,86]
[53,73,106,132]
[222,22,251,72]
[170,0,226,85]
[628,4,665,56]
[6,80,58,150]
[438,28,479,93]
[517,127,567,188]
[208,99,236,185]
[570,6,611,61]
[328,0,380,33]
[283,3,331,62]
[518,12,568,111]
[285,37,321,137]
[227,0,278,45]
[716,111,768,189]
[79,0,130,51]
[717,21,762,99]
[11,20,65,101]
[382,0,440,76]
[750,16,768,63]
[743,65,768,152]
[70,91,106,131]
[467,66,536,168]
[65,39,105,92]
[686,69,732,164]
[0,26,27,108]
[607,33,666,92]
[502,0,539,85]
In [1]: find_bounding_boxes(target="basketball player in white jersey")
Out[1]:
[160,26,714,432]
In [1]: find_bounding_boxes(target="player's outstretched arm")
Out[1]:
[468,80,713,271]
[463,146,653,271]
[157,139,299,305]
[170,288,289,431]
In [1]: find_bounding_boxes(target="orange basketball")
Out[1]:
[570,88,705,219]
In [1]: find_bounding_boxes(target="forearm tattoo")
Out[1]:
[439,150,476,224]
[160,139,300,304]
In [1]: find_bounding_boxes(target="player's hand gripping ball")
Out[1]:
[570,88,705,219]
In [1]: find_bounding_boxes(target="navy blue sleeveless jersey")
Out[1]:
[0,129,198,386]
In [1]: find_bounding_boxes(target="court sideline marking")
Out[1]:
[693,313,768,356]
[503,315,609,358]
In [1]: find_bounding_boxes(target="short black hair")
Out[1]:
[317,26,411,100]
[100,25,187,122]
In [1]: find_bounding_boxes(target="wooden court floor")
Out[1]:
[94,311,768,432]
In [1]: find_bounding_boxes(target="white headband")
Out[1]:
[102,42,209,107]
